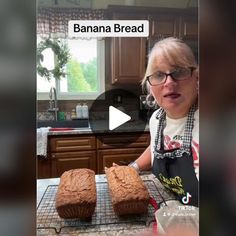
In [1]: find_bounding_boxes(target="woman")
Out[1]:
[129,37,199,232]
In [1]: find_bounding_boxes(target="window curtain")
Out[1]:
[37,8,107,38]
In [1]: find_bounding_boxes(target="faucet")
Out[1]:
[48,87,59,121]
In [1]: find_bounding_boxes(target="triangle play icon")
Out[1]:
[109,106,131,130]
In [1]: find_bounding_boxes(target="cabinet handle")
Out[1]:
[118,160,130,165]
[51,154,56,158]
[158,34,164,40]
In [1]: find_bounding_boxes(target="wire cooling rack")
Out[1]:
[37,180,165,234]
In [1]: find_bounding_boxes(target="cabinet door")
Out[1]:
[179,15,198,40]
[111,12,146,85]
[149,14,179,39]
[37,157,51,179]
[97,148,146,174]
[51,151,97,177]
[111,37,146,84]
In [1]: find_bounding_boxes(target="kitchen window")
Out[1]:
[37,37,105,100]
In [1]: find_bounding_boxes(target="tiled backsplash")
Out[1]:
[37,112,54,121]
[37,94,141,121]
[37,110,139,121]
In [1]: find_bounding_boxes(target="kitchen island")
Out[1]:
[37,173,175,235]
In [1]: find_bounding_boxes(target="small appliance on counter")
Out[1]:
[139,95,159,121]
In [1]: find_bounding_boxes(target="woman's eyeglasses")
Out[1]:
[146,67,196,86]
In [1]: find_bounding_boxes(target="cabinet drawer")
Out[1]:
[51,151,97,177]
[97,133,150,149]
[49,135,96,152]
[97,148,146,174]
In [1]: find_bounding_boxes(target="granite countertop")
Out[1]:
[47,120,149,136]
[37,174,175,236]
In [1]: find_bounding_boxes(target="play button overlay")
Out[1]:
[109,106,131,130]
[89,89,148,148]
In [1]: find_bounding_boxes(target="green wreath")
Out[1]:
[37,39,70,81]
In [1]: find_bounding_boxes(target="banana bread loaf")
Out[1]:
[55,168,96,219]
[105,166,150,215]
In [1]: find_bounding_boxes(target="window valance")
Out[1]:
[37,8,107,38]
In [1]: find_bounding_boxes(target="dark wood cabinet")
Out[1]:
[37,157,51,179]
[97,132,150,149]
[111,37,146,84]
[37,135,97,178]
[179,11,198,60]
[148,12,198,41]
[50,135,96,152]
[37,133,150,178]
[149,14,179,39]
[109,7,198,85]
[97,132,150,174]
[97,148,146,174]
[148,10,198,52]
[111,12,146,85]
[51,151,96,177]
[179,15,198,40]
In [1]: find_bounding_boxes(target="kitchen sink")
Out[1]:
[37,119,89,129]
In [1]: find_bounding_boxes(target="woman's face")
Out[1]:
[149,56,198,118]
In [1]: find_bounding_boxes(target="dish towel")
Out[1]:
[37,127,50,157]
